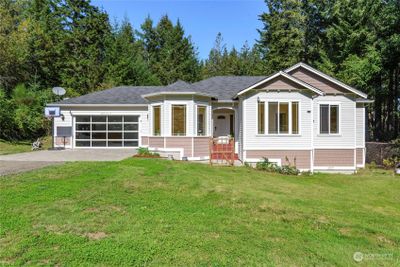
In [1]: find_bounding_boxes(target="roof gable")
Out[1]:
[236,71,324,97]
[284,63,367,98]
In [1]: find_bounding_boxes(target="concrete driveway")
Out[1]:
[0,149,136,176]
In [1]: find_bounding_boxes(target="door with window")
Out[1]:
[212,109,234,137]
[74,115,139,147]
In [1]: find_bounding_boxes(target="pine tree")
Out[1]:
[26,0,66,89]
[139,15,201,85]
[258,0,307,72]
[203,33,265,77]
[59,0,112,94]
[105,18,159,86]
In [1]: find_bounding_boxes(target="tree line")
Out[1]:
[0,0,399,142]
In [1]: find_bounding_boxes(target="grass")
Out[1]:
[0,137,52,155]
[0,159,399,266]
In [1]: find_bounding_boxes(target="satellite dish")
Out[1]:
[52,87,66,96]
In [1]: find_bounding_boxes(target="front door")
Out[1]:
[213,112,232,137]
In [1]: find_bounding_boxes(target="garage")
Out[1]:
[74,115,139,147]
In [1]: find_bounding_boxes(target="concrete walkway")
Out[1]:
[0,149,136,176]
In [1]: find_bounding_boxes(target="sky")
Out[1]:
[91,0,266,59]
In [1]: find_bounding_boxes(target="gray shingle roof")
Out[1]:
[51,76,267,105]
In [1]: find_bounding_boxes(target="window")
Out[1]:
[320,104,339,134]
[197,106,207,136]
[258,102,265,134]
[268,102,278,134]
[75,115,139,147]
[266,101,299,135]
[153,106,161,136]
[279,102,289,133]
[172,105,186,136]
[292,102,299,134]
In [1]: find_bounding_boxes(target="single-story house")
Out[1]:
[48,62,372,172]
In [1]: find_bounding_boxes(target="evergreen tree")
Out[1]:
[59,0,112,94]
[203,33,265,77]
[139,15,201,84]
[26,0,66,89]
[105,18,159,86]
[258,0,307,72]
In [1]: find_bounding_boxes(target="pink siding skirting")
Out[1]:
[246,150,311,169]
[314,149,355,167]
[165,137,192,157]
[142,136,210,158]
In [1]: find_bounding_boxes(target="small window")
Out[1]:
[153,106,161,136]
[258,102,265,134]
[197,106,207,136]
[320,104,339,134]
[172,105,186,136]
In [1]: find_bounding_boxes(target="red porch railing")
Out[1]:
[209,137,237,166]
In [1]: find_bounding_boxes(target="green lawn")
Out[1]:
[0,137,52,155]
[0,159,399,266]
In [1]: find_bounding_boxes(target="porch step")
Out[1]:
[211,153,239,160]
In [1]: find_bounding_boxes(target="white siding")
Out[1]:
[356,104,365,148]
[313,95,356,148]
[243,91,313,150]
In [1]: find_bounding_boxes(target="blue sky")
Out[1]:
[91,0,266,59]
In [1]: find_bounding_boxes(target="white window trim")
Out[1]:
[170,103,188,136]
[256,100,302,136]
[195,104,208,136]
[317,102,341,136]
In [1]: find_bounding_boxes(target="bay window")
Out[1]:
[320,104,339,134]
[197,106,207,136]
[153,106,161,136]
[172,105,186,136]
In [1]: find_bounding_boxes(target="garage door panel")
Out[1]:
[92,124,106,131]
[75,115,139,148]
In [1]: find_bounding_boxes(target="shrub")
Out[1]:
[136,147,160,158]
[256,157,300,175]
[383,157,399,169]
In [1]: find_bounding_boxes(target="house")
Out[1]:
[48,62,372,172]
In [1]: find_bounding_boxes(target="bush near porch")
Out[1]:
[0,159,399,266]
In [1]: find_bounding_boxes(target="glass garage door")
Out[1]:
[75,115,139,147]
